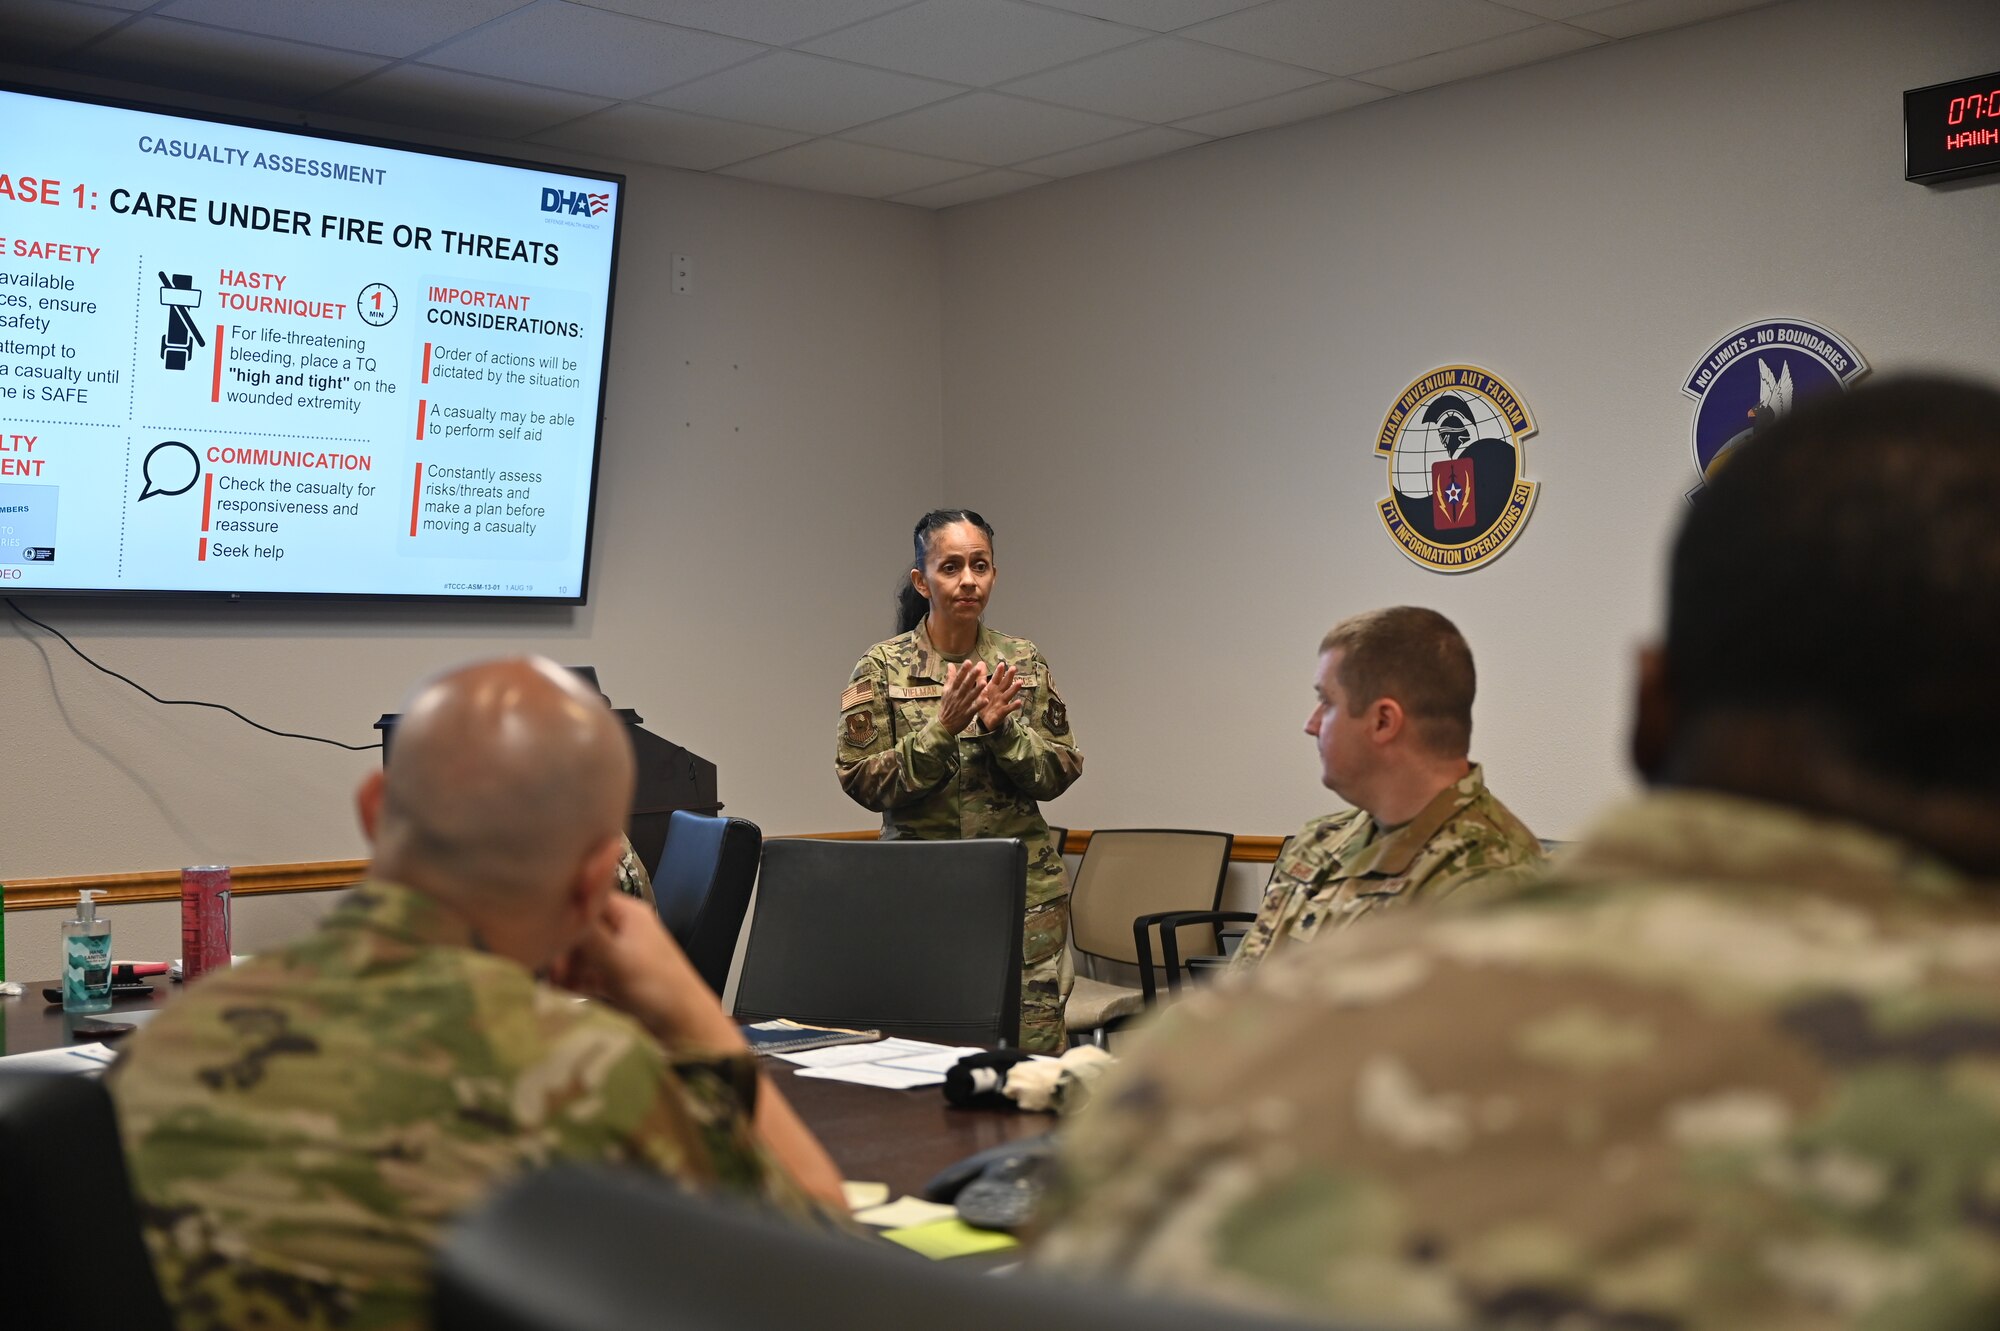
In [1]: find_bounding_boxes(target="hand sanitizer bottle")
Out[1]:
[62,889,113,1014]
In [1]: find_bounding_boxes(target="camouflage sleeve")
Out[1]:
[834,653,960,812]
[532,996,823,1224]
[981,654,1082,800]
[1227,838,1316,971]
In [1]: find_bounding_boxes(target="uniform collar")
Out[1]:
[1560,789,1965,899]
[911,621,996,680]
[327,879,484,952]
[1341,763,1489,877]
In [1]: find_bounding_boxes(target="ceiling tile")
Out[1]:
[1567,0,1780,38]
[1184,0,1539,76]
[317,63,613,138]
[1014,124,1207,176]
[576,0,914,46]
[1000,36,1323,123]
[888,168,1049,209]
[842,91,1139,166]
[63,16,389,103]
[1356,21,1603,93]
[530,102,807,169]
[419,1,762,99]
[1024,0,1265,31]
[1171,77,1390,136]
[4,0,133,61]
[720,137,978,197]
[645,50,961,134]
[800,0,1145,87]
[156,0,534,59]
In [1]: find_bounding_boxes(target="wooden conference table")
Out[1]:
[1,980,1048,1200]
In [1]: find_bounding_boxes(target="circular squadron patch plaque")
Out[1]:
[1374,365,1538,573]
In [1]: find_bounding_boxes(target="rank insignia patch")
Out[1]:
[1374,366,1538,573]
[1682,319,1866,501]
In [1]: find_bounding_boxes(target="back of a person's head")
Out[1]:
[376,657,635,900]
[1322,606,1476,756]
[1668,374,2000,797]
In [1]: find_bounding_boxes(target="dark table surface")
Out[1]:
[775,1057,1048,1198]
[1,978,1049,1201]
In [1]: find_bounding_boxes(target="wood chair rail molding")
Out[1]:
[3,860,373,912]
[2,832,1288,911]
[800,829,1287,863]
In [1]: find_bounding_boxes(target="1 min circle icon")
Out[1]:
[357,282,398,326]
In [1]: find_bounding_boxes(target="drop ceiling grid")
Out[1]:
[5,0,1787,205]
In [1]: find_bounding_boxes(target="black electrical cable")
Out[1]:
[6,597,382,751]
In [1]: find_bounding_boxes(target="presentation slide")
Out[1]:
[0,86,622,601]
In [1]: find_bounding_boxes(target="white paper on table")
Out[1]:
[774,1037,960,1068]
[168,954,253,978]
[872,1047,985,1075]
[774,1043,901,1068]
[0,1043,117,1076]
[793,1063,947,1090]
[842,1181,891,1212]
[856,1036,962,1059]
[853,1195,961,1228]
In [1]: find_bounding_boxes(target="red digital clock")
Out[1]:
[1907,71,2000,183]
[1947,91,2000,124]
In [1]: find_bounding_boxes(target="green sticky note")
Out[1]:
[879,1218,1020,1260]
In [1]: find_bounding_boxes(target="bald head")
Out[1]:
[372,658,635,905]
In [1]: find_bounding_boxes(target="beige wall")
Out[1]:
[937,0,2000,842]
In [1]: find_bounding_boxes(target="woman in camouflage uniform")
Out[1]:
[835,510,1082,1052]
[614,837,656,908]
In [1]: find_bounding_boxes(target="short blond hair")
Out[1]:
[1321,607,1475,756]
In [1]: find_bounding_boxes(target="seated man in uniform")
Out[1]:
[1035,376,2000,1330]
[1233,606,1542,967]
[111,657,844,1330]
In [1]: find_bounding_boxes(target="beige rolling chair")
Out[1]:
[1062,829,1233,1042]
[1174,834,1296,981]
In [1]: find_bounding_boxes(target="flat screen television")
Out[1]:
[0,84,623,602]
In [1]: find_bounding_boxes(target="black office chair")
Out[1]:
[653,810,762,996]
[0,1072,175,1330]
[733,837,1025,1046]
[436,1166,1364,1331]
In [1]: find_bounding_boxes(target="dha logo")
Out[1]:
[539,187,611,218]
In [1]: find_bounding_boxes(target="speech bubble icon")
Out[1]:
[139,441,200,501]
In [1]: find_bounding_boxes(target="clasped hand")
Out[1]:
[939,659,1024,734]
